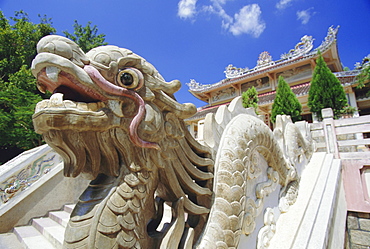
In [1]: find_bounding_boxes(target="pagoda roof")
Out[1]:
[187,26,340,94]
[186,71,360,121]
[334,70,361,86]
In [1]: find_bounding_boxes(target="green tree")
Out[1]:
[308,53,347,120]
[271,76,302,123]
[0,11,55,162]
[356,55,370,88]
[242,86,259,114]
[0,11,107,163]
[0,11,55,82]
[63,20,108,53]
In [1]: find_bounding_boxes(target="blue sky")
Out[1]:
[1,0,369,107]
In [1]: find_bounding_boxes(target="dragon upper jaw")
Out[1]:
[31,52,114,134]
[32,52,107,102]
[32,50,160,150]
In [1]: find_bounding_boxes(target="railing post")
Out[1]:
[322,108,340,158]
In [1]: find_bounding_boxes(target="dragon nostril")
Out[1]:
[41,42,55,54]
[52,41,73,59]
[39,40,73,59]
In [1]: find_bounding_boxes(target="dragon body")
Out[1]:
[32,35,312,249]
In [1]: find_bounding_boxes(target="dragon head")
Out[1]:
[32,35,197,179]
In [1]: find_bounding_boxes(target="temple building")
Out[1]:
[185,26,369,141]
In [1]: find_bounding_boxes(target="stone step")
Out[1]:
[3,203,75,249]
[0,232,24,249]
[49,210,71,227]
[63,204,75,214]
[32,217,64,248]
[14,225,55,249]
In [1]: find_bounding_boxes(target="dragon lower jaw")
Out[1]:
[35,93,106,113]
[32,93,112,134]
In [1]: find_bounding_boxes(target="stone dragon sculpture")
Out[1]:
[31,35,313,249]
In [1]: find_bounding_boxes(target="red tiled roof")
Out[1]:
[186,103,228,121]
[258,82,310,104]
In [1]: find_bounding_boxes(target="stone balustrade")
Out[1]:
[0,145,89,233]
[311,108,370,159]
[310,108,370,248]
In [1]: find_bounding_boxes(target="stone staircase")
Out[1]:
[0,204,74,249]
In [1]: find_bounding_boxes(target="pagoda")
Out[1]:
[186,26,368,141]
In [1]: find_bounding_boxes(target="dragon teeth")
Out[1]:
[87,103,99,111]
[34,94,106,113]
[77,102,89,111]
[64,100,77,109]
[49,93,64,107]
[45,66,61,82]
[35,99,50,113]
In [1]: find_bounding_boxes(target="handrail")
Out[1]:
[311,108,370,159]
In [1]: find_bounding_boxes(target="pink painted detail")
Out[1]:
[361,166,370,202]
[342,159,370,212]
[84,65,160,150]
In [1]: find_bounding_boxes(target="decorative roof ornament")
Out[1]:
[280,35,314,59]
[317,25,339,50]
[224,64,249,78]
[188,26,340,92]
[354,54,370,69]
[257,51,274,67]
[186,79,203,90]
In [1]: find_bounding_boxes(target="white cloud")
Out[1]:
[276,0,294,10]
[178,1,266,37]
[178,0,198,19]
[203,0,233,26]
[229,4,266,37]
[211,0,230,5]
[297,8,314,24]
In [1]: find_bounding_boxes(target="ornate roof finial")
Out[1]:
[224,64,249,78]
[281,35,314,59]
[257,51,273,67]
[316,25,339,51]
[186,79,203,90]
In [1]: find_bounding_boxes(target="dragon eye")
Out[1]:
[116,68,144,90]
[120,73,133,86]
